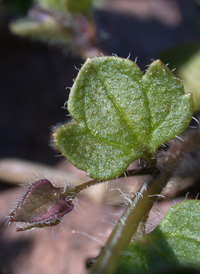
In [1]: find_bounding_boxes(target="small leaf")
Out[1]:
[65,0,93,13]
[35,0,67,11]
[117,200,200,273]
[54,57,193,179]
[36,0,93,12]
[9,179,75,231]
[9,15,73,46]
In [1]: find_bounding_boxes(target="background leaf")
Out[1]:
[35,0,66,11]
[117,200,200,274]
[10,16,74,46]
[35,0,95,12]
[54,57,193,179]
[65,0,93,13]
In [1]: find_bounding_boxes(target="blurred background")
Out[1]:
[0,0,200,273]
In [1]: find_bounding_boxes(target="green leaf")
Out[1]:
[35,0,93,12]
[54,57,193,180]
[35,0,67,11]
[9,16,74,48]
[65,0,93,13]
[117,200,200,273]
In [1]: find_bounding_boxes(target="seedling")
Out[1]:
[9,57,200,274]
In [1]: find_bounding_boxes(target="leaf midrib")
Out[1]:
[84,64,151,151]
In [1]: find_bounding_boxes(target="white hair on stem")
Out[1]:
[100,219,116,227]
[98,232,110,237]
[71,230,104,245]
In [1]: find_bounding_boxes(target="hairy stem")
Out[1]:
[90,138,184,274]
[90,170,163,274]
[74,167,156,194]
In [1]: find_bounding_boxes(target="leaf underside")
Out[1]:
[117,200,200,273]
[54,57,193,179]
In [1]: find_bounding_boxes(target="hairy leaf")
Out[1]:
[54,57,193,179]
[117,200,200,273]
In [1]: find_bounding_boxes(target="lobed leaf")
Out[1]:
[117,200,200,273]
[54,57,193,179]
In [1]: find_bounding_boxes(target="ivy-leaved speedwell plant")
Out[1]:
[9,56,199,274]
[54,57,193,179]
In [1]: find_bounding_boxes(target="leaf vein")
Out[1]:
[141,81,152,135]
[91,65,142,145]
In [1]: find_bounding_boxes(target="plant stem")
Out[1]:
[74,167,156,194]
[90,170,165,274]
[90,138,185,274]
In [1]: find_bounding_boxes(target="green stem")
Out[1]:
[90,138,184,274]
[73,167,157,194]
[90,170,164,274]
